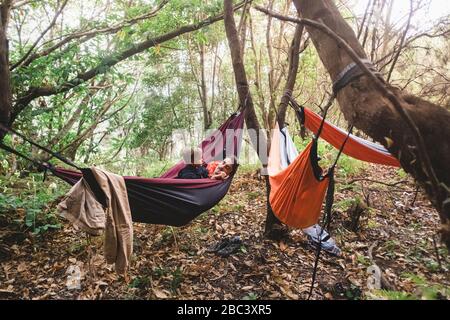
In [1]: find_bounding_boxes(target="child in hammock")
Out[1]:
[177,147,208,179]
[207,156,236,180]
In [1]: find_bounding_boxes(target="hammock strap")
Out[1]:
[332,59,381,93]
[284,91,335,140]
[0,123,82,170]
[308,169,335,299]
[307,126,353,299]
[0,142,45,169]
[284,58,378,139]
[314,92,337,139]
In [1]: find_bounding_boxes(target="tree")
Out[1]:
[0,0,12,139]
[224,0,293,239]
[223,0,267,153]
[0,1,247,130]
[286,0,450,247]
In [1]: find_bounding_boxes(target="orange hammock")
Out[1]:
[298,106,400,167]
[268,124,332,228]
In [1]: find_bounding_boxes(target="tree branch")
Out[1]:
[11,0,169,70]
[386,0,414,82]
[10,0,69,70]
[254,5,441,208]
[11,1,246,122]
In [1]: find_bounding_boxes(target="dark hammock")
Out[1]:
[31,111,245,227]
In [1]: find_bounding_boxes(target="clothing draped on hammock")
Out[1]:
[57,167,133,274]
[206,161,220,176]
[53,111,245,227]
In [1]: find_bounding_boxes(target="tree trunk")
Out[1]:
[277,22,304,125]
[223,0,267,157]
[224,0,288,240]
[292,0,450,247]
[263,21,305,238]
[0,1,12,140]
[199,43,212,130]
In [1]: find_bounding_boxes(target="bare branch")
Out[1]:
[386,0,414,82]
[13,0,169,69]
[254,4,440,205]
[10,0,69,70]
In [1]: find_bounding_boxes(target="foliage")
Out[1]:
[368,273,449,300]
[0,173,68,234]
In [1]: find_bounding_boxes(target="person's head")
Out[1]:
[219,156,237,175]
[182,147,203,167]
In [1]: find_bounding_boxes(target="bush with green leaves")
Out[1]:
[0,173,68,234]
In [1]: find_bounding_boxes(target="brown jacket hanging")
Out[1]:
[58,167,133,274]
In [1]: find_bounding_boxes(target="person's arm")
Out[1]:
[211,171,227,180]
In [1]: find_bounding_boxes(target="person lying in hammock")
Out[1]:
[207,156,236,180]
[177,147,209,179]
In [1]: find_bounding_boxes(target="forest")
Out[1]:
[0,0,449,301]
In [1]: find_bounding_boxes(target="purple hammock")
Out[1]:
[52,111,245,227]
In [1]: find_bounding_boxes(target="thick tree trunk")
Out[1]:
[0,1,11,140]
[292,0,450,246]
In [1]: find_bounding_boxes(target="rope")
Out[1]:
[307,126,353,299]
[0,142,45,169]
[0,123,81,170]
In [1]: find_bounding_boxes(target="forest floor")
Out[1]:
[0,164,449,300]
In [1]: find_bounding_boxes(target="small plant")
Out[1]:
[129,276,151,289]
[356,254,371,266]
[0,175,66,235]
[383,239,400,259]
[153,266,168,278]
[345,284,362,300]
[366,219,379,229]
[160,226,174,244]
[369,273,449,300]
[246,191,260,201]
[335,154,365,177]
[368,290,415,300]
[243,292,258,300]
[396,169,408,179]
[170,266,183,293]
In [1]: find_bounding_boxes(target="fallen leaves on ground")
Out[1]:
[0,165,448,300]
